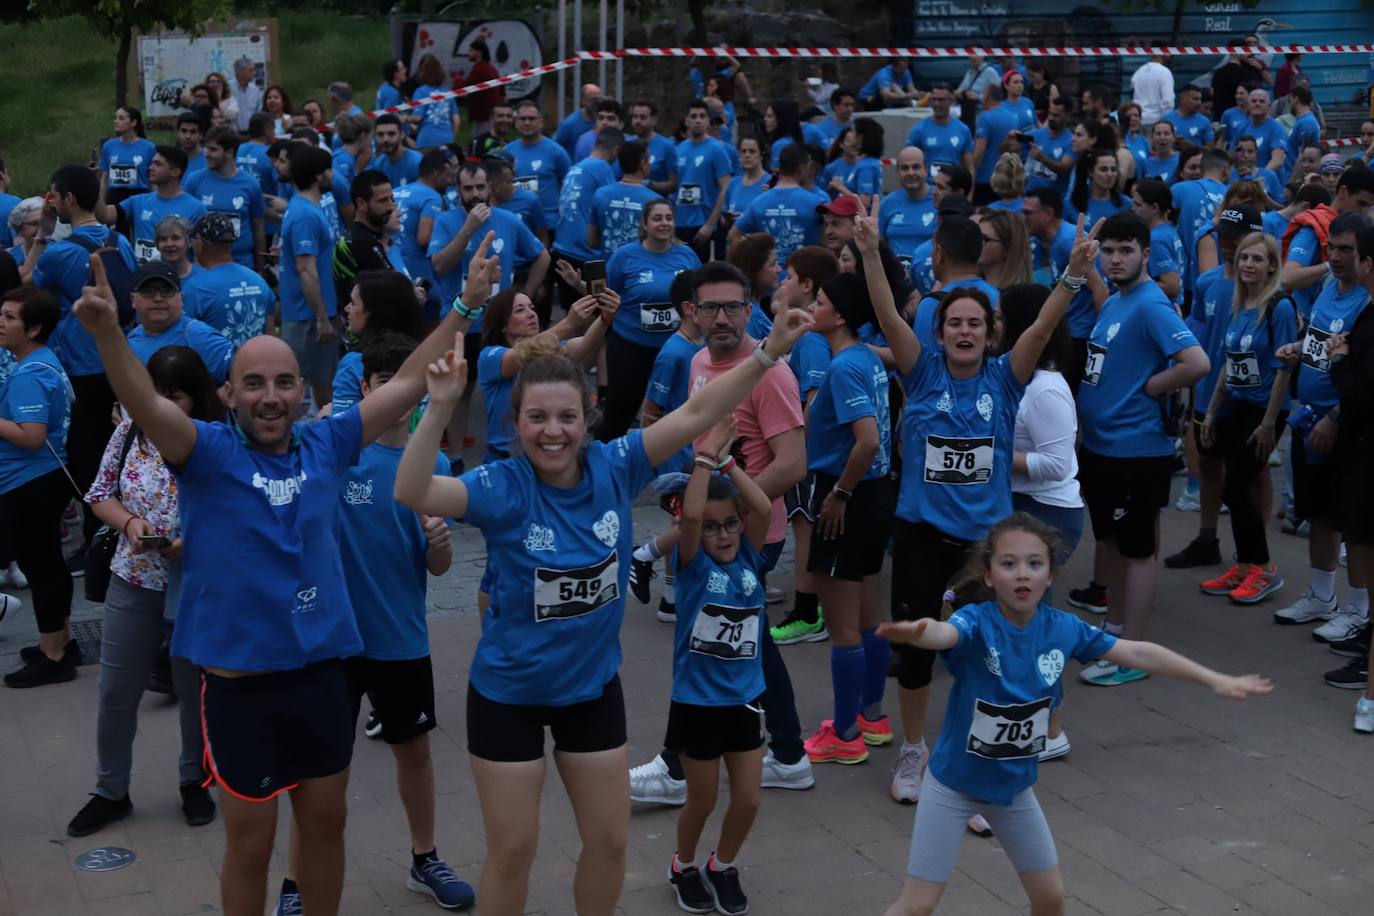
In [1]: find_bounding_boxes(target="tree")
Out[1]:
[28,0,233,107]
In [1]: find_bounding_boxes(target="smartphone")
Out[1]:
[139,535,171,547]
[89,146,99,168]
[582,259,607,296]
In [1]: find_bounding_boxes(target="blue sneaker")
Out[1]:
[407,856,476,909]
[1079,660,1148,687]
[273,889,303,916]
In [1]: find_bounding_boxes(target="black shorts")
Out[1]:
[201,660,354,801]
[807,473,896,581]
[346,655,437,746]
[466,675,627,762]
[664,701,764,760]
[890,520,973,690]
[1193,409,1225,458]
[1079,449,1173,559]
[463,325,481,384]
[783,473,816,523]
[1292,428,1337,523]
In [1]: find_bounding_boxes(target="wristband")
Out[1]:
[1058,273,1085,292]
[453,298,485,320]
[752,342,778,369]
[693,455,718,471]
[716,454,736,475]
[122,517,140,538]
[831,485,853,502]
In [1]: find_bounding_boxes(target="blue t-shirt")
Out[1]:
[1023,127,1073,195]
[789,331,831,405]
[673,137,733,229]
[279,194,337,321]
[1003,97,1036,133]
[930,601,1117,806]
[858,65,913,103]
[0,193,20,247]
[504,137,573,226]
[1190,266,1234,413]
[1163,110,1214,145]
[171,409,365,670]
[477,345,520,456]
[236,141,276,196]
[912,278,1002,352]
[642,133,678,185]
[987,197,1022,214]
[0,346,70,494]
[100,137,158,191]
[1222,299,1297,406]
[735,186,824,268]
[1234,117,1289,162]
[670,539,767,706]
[768,125,830,170]
[338,443,450,660]
[460,431,654,705]
[879,189,937,262]
[1171,177,1226,292]
[1262,209,1291,242]
[590,182,662,256]
[1148,222,1184,303]
[1285,227,1321,322]
[828,156,884,199]
[497,188,548,234]
[554,111,595,157]
[1062,193,1130,227]
[429,207,543,326]
[1298,280,1372,413]
[413,85,457,148]
[1079,280,1199,458]
[330,148,359,188]
[393,182,445,281]
[181,262,275,348]
[1219,106,1248,145]
[806,342,891,479]
[897,349,1024,538]
[374,149,422,189]
[185,169,267,268]
[1139,153,1180,183]
[376,81,405,113]
[816,117,851,144]
[909,239,935,295]
[1230,168,1284,204]
[907,118,974,168]
[974,106,1020,182]
[607,242,702,348]
[1284,112,1321,181]
[331,351,364,415]
[553,157,617,261]
[127,315,234,385]
[1030,219,1076,287]
[722,173,769,221]
[32,227,138,376]
[119,191,208,264]
[645,332,704,474]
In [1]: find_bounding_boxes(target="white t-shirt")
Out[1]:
[1131,61,1175,126]
[1011,369,1082,509]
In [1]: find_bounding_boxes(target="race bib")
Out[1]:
[533,551,620,622]
[1026,157,1054,180]
[1224,351,1261,388]
[514,175,539,194]
[1301,327,1331,373]
[1081,341,1107,387]
[109,164,136,186]
[924,435,994,485]
[967,696,1051,760]
[134,239,160,264]
[689,603,762,660]
[677,184,702,206]
[640,302,680,333]
[928,163,942,178]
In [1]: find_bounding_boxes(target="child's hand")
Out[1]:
[877,619,931,645]
[1211,673,1273,699]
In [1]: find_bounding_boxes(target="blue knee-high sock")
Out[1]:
[860,628,890,718]
[831,645,866,741]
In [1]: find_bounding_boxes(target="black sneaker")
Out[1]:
[668,861,715,914]
[67,794,132,837]
[20,639,83,666]
[66,544,88,578]
[630,555,656,604]
[4,655,77,688]
[1067,582,1108,615]
[180,782,216,826]
[704,857,749,915]
[1329,622,1372,658]
[1325,656,1370,690]
[1164,537,1222,569]
[364,711,383,740]
[656,597,676,624]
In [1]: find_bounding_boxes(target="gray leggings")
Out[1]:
[905,770,1059,884]
[96,575,205,800]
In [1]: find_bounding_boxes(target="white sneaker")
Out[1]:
[1,563,25,589]
[760,750,815,790]
[1273,587,1337,625]
[1355,697,1374,734]
[1313,605,1369,644]
[889,742,926,804]
[629,754,687,805]
[1038,731,1071,761]
[1079,659,1117,683]
[0,593,19,624]
[1341,543,1348,568]
[1174,490,1201,511]
[765,586,786,605]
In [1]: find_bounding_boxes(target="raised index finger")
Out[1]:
[474,230,496,260]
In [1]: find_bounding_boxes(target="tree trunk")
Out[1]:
[1169,0,1185,46]
[687,0,707,45]
[115,25,131,108]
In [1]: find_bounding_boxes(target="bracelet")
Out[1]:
[716,454,736,474]
[752,343,778,369]
[693,455,718,471]
[122,516,139,537]
[1058,273,1086,292]
[453,298,485,320]
[831,485,853,502]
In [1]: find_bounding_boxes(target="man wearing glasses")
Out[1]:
[124,262,234,384]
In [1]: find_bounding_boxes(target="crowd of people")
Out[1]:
[7,38,1374,916]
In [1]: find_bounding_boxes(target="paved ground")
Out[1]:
[2,476,1373,915]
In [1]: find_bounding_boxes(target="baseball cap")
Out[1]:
[1319,153,1345,175]
[194,212,238,244]
[132,261,181,292]
[818,195,861,218]
[1215,204,1263,239]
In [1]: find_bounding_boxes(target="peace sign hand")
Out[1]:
[73,253,120,334]
[1066,214,1103,277]
[462,231,501,309]
[854,196,881,257]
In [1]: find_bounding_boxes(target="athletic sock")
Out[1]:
[1104,622,1124,636]
[1199,527,1217,543]
[673,853,694,872]
[831,645,866,741]
[793,591,819,624]
[662,750,685,780]
[663,572,676,603]
[413,849,436,868]
[1185,476,1199,492]
[901,739,926,756]
[633,540,662,563]
[1312,567,1337,602]
[859,628,890,716]
[281,878,299,895]
[1350,587,1370,616]
[709,853,734,871]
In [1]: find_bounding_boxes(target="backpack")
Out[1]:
[68,228,136,328]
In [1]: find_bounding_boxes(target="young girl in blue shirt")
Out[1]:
[877,512,1272,916]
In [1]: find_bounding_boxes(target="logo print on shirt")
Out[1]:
[984,646,1003,677]
[592,510,620,547]
[141,209,154,222]
[922,211,935,226]
[1240,333,1253,350]
[976,393,993,422]
[638,270,654,284]
[706,570,729,594]
[1331,318,1345,334]
[741,570,758,596]
[343,479,373,505]
[524,523,556,552]
[201,195,214,205]
[531,159,542,170]
[491,237,506,254]
[252,470,308,506]
[232,195,245,210]
[891,212,905,225]
[1037,649,1066,686]
[133,155,143,165]
[293,586,318,615]
[1105,322,1121,343]
[935,391,954,413]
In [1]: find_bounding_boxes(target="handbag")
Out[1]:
[47,423,140,603]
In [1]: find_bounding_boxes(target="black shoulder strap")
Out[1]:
[112,421,141,501]
[67,232,100,254]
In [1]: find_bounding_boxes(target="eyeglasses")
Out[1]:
[981,234,1002,246]
[135,286,178,301]
[695,300,747,317]
[702,517,744,536]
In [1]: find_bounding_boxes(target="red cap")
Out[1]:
[817,195,860,218]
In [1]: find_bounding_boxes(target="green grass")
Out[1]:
[0,10,395,197]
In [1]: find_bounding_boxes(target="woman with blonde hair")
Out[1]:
[1198,232,1297,605]
[1194,179,1270,277]
[975,208,1033,288]
[987,152,1026,213]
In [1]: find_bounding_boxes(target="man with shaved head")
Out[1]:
[70,235,501,916]
[555,82,603,157]
[878,146,936,264]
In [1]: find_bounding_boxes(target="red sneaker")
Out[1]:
[804,721,869,764]
[1229,566,1285,605]
[856,713,894,746]
[1201,564,1247,596]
